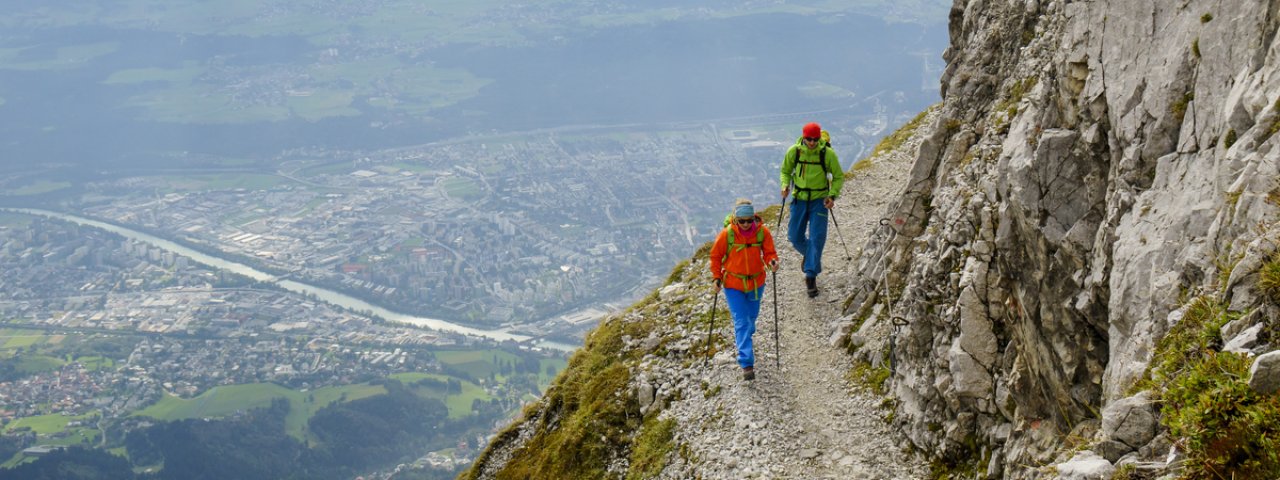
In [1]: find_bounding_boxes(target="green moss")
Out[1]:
[1192,38,1201,58]
[626,417,677,480]
[1224,129,1238,149]
[1201,12,1213,23]
[848,360,891,395]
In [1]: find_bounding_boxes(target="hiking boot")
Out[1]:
[805,276,818,298]
[743,367,755,381]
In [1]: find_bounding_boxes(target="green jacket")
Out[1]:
[780,138,843,201]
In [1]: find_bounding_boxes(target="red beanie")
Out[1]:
[802,122,821,138]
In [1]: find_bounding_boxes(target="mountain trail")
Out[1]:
[654,111,937,479]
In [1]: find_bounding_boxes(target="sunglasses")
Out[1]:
[803,137,820,142]
[736,218,754,225]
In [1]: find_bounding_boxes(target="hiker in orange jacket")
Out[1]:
[709,199,779,380]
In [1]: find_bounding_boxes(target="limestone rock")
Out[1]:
[1249,351,1280,395]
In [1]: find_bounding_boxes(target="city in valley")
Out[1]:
[0,115,906,476]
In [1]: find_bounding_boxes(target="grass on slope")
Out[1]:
[461,231,742,480]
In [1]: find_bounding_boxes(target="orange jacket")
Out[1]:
[709,221,778,292]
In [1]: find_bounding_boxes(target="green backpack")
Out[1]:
[721,213,764,254]
[789,132,833,196]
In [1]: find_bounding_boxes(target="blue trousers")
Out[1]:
[724,285,764,369]
[788,198,829,278]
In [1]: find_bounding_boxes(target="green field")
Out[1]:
[0,413,101,466]
[14,355,65,374]
[0,213,32,227]
[133,382,388,441]
[0,329,50,349]
[392,372,494,419]
[299,162,354,177]
[103,63,203,85]
[440,176,484,201]
[4,412,95,436]
[2,181,72,196]
[0,42,119,71]
[152,173,286,193]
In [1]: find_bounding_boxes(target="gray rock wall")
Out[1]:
[847,0,1280,476]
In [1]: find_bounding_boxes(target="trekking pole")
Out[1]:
[705,287,719,364]
[776,184,791,230]
[829,205,853,261]
[772,271,780,368]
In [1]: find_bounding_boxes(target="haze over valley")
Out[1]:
[0,1,948,478]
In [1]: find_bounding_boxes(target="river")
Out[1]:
[6,208,579,352]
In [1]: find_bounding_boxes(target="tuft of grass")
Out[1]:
[869,107,933,159]
[626,417,677,480]
[1172,91,1195,123]
[1192,38,1201,58]
[703,383,721,399]
[1225,189,1243,209]
[1162,351,1280,478]
[1257,253,1280,303]
[943,118,964,135]
[1218,128,1239,148]
[1134,293,1280,479]
[1138,297,1228,392]
[1201,12,1213,23]
[1112,462,1138,480]
[665,259,690,286]
[995,76,1038,117]
[851,158,873,173]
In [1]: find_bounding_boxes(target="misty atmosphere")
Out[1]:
[0,1,950,478]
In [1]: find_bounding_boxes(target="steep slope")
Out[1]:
[461,108,940,479]
[842,0,1280,478]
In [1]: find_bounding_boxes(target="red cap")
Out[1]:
[802,122,821,138]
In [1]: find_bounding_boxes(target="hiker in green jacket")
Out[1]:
[780,122,843,298]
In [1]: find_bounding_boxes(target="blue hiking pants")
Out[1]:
[724,285,765,369]
[787,197,829,278]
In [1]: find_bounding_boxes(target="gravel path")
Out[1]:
[650,109,939,479]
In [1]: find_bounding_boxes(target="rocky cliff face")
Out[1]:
[845,0,1280,476]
